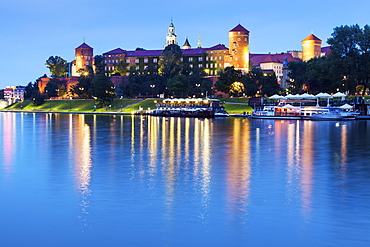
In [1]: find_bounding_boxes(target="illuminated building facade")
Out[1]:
[302,34,322,62]
[225,24,250,73]
[71,43,94,76]
[3,86,25,102]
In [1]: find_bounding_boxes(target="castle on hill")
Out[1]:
[38,21,331,94]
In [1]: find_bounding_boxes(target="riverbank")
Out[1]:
[1,98,254,116]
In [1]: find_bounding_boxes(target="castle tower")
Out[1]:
[182,38,191,49]
[228,24,250,72]
[302,34,322,62]
[165,20,178,47]
[75,42,93,73]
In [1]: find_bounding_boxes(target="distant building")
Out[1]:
[3,86,25,102]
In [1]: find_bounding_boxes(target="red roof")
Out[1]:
[103,48,126,55]
[302,34,321,42]
[76,43,93,49]
[321,46,331,56]
[229,24,249,33]
[104,44,229,58]
[250,53,300,66]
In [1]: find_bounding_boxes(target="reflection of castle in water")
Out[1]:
[68,114,92,230]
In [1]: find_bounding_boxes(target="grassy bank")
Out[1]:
[4,99,141,113]
[3,98,253,115]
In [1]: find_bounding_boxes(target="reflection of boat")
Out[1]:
[149,98,228,118]
[252,105,358,120]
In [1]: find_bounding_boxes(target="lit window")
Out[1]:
[154,58,158,63]
[126,59,130,63]
[135,59,139,63]
[144,58,148,63]
[238,38,240,41]
[189,57,193,62]
[199,57,203,62]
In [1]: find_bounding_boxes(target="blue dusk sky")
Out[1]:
[0,0,369,89]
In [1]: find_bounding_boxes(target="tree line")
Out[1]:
[288,24,370,95]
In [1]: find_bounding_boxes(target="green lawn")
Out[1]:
[121,99,157,113]
[224,103,253,115]
[4,99,140,112]
[3,98,254,115]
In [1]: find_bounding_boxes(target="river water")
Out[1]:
[0,112,369,247]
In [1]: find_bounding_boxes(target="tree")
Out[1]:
[166,75,191,97]
[287,61,308,93]
[44,78,60,98]
[91,74,116,105]
[327,24,370,94]
[75,72,93,98]
[159,44,182,79]
[94,55,105,75]
[215,66,243,96]
[113,60,128,76]
[242,68,259,97]
[45,56,68,78]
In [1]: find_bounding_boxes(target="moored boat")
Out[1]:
[149,98,228,118]
[252,104,358,120]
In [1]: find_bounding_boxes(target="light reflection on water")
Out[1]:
[0,113,370,246]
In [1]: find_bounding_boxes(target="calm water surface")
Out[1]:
[0,112,370,247]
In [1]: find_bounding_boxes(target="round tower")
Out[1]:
[75,42,93,73]
[302,34,322,62]
[228,24,250,72]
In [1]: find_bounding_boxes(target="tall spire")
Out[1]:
[197,34,202,48]
[182,37,191,49]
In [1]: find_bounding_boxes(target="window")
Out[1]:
[153,58,158,63]
[189,57,193,62]
[219,56,222,60]
[238,38,240,41]
[199,57,203,62]
[144,58,148,63]
[135,59,139,63]
[126,59,130,63]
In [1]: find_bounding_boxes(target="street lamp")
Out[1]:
[150,84,156,98]
[195,83,200,98]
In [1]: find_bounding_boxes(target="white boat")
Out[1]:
[252,105,358,120]
[252,105,302,120]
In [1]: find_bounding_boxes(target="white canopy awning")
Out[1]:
[339,104,353,109]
